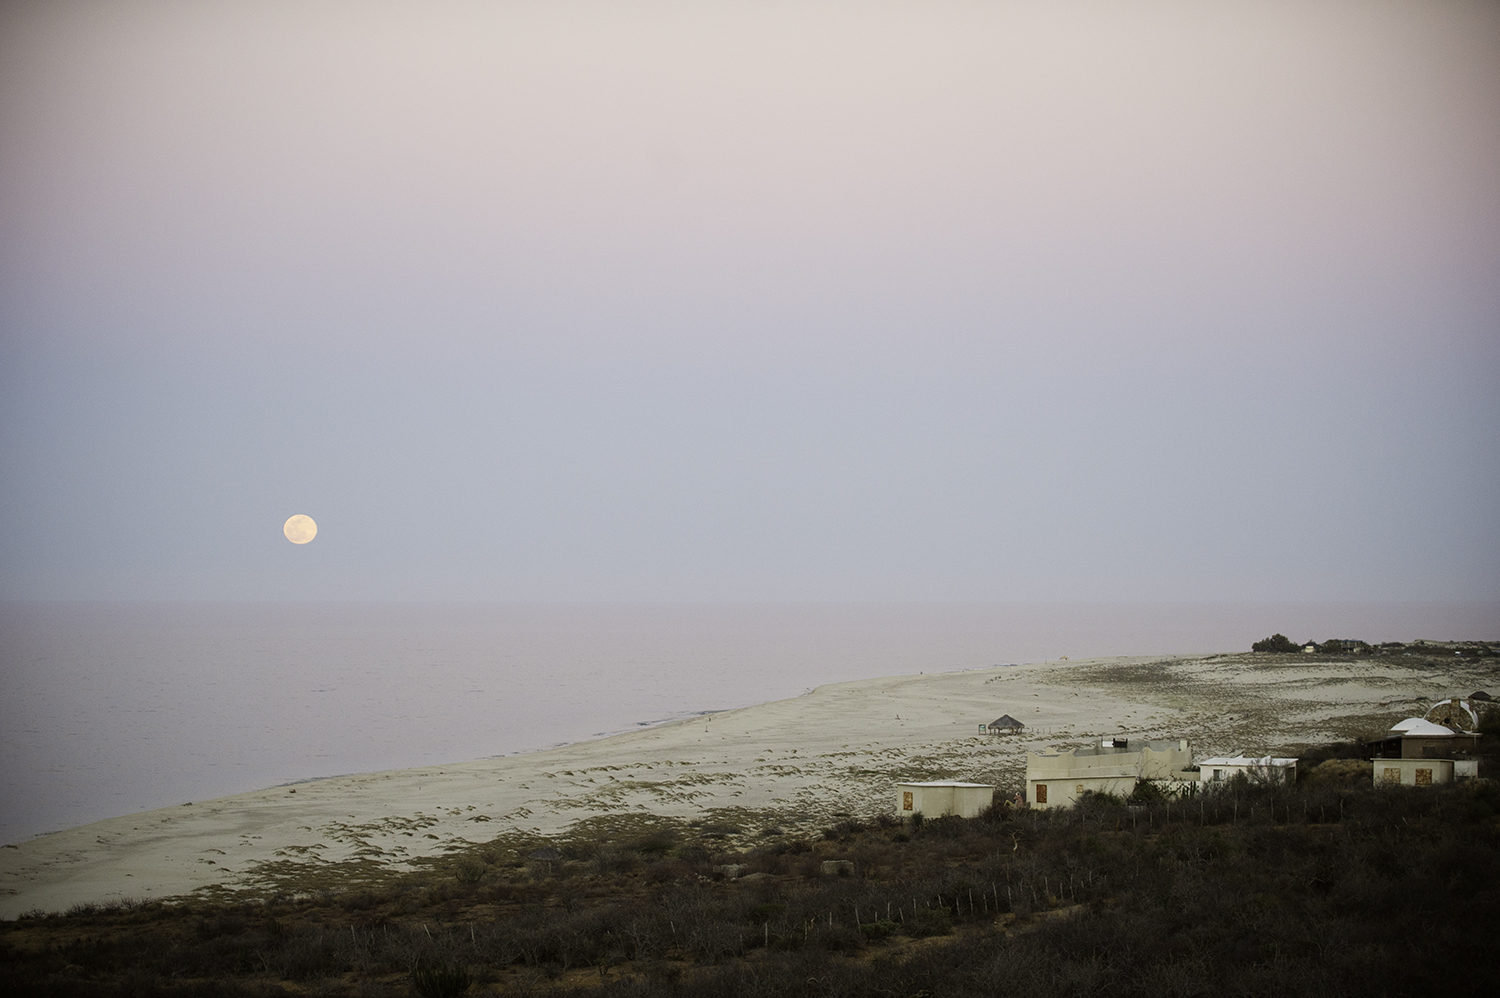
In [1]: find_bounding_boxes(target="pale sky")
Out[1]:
[1,0,1497,602]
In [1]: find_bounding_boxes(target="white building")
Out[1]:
[1198,755,1298,784]
[1026,738,1193,809]
[1376,758,1458,786]
[895,781,994,819]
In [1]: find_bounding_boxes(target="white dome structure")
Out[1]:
[1388,718,1454,737]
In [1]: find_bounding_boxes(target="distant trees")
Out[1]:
[1252,634,1373,655]
[1252,633,1298,653]
[1311,638,1373,655]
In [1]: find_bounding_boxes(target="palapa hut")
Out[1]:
[986,714,1025,735]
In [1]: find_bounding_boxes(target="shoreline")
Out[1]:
[3,647,1493,919]
[265,709,732,790]
[1,704,756,849]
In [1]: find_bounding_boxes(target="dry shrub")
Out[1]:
[9,760,1500,998]
[902,905,952,938]
[1304,758,1372,787]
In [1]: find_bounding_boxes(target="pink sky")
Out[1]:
[1,1,1497,602]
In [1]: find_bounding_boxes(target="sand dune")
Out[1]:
[2,650,1488,918]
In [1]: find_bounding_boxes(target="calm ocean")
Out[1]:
[2,601,1494,844]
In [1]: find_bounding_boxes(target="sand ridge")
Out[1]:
[3,649,1492,918]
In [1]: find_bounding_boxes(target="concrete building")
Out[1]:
[1369,710,1483,786]
[1198,755,1298,784]
[1374,717,1482,760]
[1025,738,1192,809]
[1382,715,1481,756]
[895,781,994,819]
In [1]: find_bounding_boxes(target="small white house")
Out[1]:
[895,781,994,819]
[1198,755,1298,784]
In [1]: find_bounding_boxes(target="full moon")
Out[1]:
[283,514,317,545]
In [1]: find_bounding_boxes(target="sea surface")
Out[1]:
[1,601,1495,844]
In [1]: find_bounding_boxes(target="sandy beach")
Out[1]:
[3,648,1492,919]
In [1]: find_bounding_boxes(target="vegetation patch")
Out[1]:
[5,762,1499,996]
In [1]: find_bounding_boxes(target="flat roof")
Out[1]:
[896,781,994,788]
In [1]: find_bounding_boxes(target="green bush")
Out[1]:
[632,832,676,856]
[453,857,486,884]
[1251,633,1298,653]
[1128,780,1167,803]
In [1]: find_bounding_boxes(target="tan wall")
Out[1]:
[904,784,951,817]
[1373,758,1454,787]
[1025,740,1192,809]
[949,786,993,818]
[895,784,994,819]
[1027,776,1135,810]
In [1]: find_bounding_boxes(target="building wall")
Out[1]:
[1025,739,1192,810]
[1373,758,1455,787]
[1201,763,1295,784]
[1375,733,1482,760]
[950,786,993,817]
[1399,734,1481,759]
[895,783,994,819]
[1027,775,1137,809]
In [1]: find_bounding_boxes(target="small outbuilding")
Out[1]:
[895,781,994,819]
[984,714,1026,735]
[1198,755,1298,784]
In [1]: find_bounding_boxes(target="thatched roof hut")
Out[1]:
[987,714,1025,733]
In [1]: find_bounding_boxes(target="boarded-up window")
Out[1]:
[1035,784,1047,804]
[902,791,914,811]
[1415,768,1432,786]
[1382,767,1401,784]
[1076,785,1085,795]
